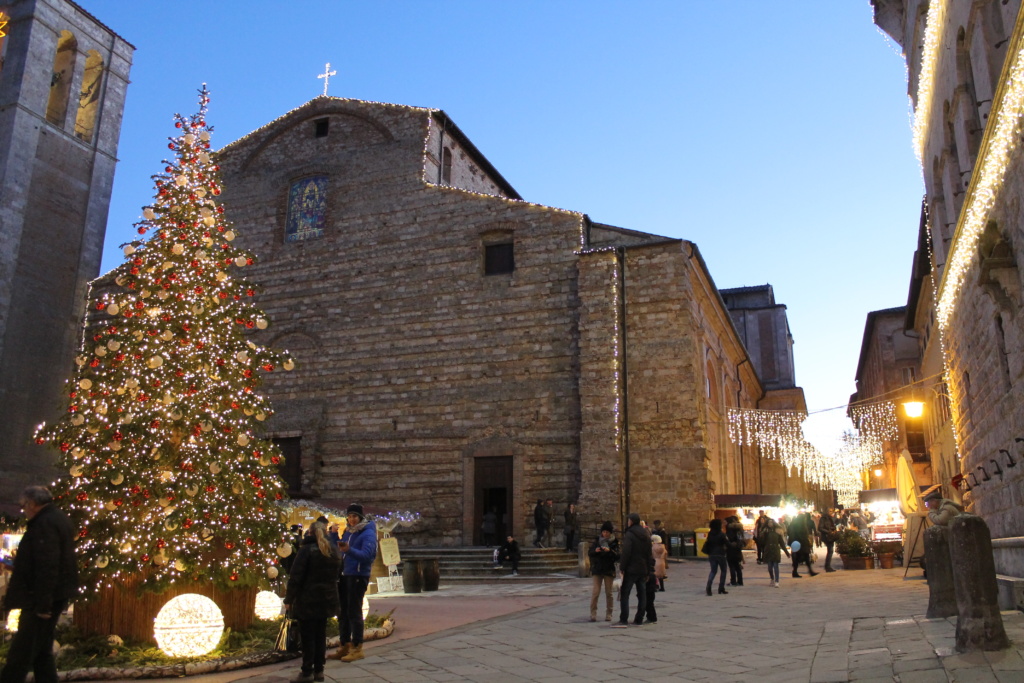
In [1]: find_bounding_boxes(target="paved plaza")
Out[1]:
[177,556,1024,683]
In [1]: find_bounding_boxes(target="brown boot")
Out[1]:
[340,644,364,662]
[329,642,351,660]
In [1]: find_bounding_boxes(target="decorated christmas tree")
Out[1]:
[36,86,294,598]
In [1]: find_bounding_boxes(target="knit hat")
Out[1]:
[651,535,662,544]
[600,521,614,533]
[346,503,365,519]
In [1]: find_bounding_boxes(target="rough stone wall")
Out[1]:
[576,250,624,530]
[0,0,132,502]
[618,243,714,531]
[219,99,586,545]
[942,146,1024,577]
[423,115,509,197]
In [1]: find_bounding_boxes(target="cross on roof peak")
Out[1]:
[317,62,337,97]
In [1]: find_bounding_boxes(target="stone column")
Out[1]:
[949,514,1009,652]
[924,525,957,618]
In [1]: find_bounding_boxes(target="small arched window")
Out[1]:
[46,30,78,126]
[74,50,104,142]
[705,358,721,410]
[441,146,452,184]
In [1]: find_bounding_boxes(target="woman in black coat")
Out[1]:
[285,520,342,683]
[703,518,730,596]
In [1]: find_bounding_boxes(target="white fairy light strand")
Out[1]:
[849,401,899,443]
[911,0,944,163]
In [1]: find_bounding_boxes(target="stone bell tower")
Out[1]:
[0,0,133,502]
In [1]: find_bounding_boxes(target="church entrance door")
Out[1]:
[474,456,511,546]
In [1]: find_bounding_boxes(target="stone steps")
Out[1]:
[400,546,580,579]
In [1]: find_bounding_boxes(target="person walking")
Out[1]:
[614,513,651,626]
[788,511,818,578]
[753,510,770,564]
[332,504,378,663]
[543,499,555,548]
[563,503,578,551]
[725,515,745,586]
[818,508,838,572]
[533,499,547,548]
[498,534,521,576]
[702,518,729,596]
[588,521,619,621]
[0,486,79,683]
[284,520,342,683]
[759,519,789,587]
[645,534,667,624]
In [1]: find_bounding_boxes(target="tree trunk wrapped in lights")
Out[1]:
[35,86,295,640]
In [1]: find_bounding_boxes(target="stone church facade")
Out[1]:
[217,96,815,545]
[0,0,133,503]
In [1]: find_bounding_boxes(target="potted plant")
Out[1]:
[835,529,874,569]
[871,539,902,569]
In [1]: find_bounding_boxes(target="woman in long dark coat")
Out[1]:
[285,520,342,683]
[725,515,745,586]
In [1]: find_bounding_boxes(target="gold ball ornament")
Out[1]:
[183,133,195,145]
[200,130,211,142]
[234,256,246,267]
[174,559,186,571]
[185,485,199,497]
[79,379,93,390]
[104,501,116,511]
[235,351,248,363]
[107,340,120,351]
[224,230,235,241]
[147,356,163,369]
[110,472,124,485]
[209,462,222,474]
[196,187,207,198]
[95,346,107,357]
[256,412,267,422]
[95,555,109,568]
[283,359,295,371]
[200,528,214,542]
[71,414,85,426]
[70,464,84,477]
[153,552,168,566]
[267,566,279,579]
[237,434,250,447]
[256,319,269,330]
[164,519,178,531]
[171,243,184,255]
[276,543,293,558]
[120,542,132,554]
[143,208,156,220]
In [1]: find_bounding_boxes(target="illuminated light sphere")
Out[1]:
[6,609,20,632]
[153,594,224,657]
[254,591,283,620]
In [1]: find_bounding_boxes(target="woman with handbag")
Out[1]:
[284,520,342,683]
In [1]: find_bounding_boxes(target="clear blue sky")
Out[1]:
[83,1,923,454]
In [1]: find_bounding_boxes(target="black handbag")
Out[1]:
[275,612,301,653]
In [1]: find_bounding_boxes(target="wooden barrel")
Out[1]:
[421,557,440,591]
[401,559,422,593]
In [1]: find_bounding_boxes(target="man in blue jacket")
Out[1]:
[332,504,377,663]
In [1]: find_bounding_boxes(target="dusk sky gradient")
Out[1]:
[79,1,924,455]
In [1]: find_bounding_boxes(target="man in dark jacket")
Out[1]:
[789,512,819,578]
[1,486,78,683]
[614,512,652,627]
[533,499,547,548]
[818,509,838,572]
[563,503,578,551]
[588,521,619,621]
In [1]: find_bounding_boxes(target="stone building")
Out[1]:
[0,0,133,502]
[848,306,925,486]
[873,0,1024,604]
[215,96,818,545]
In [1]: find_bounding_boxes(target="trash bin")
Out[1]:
[695,527,710,558]
[680,530,697,557]
[668,534,683,558]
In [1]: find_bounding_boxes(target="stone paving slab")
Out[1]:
[159,554,1024,682]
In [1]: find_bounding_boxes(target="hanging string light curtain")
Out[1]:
[849,401,899,443]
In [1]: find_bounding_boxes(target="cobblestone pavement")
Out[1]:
[189,556,1024,683]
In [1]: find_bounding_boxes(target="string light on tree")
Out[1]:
[34,86,296,595]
